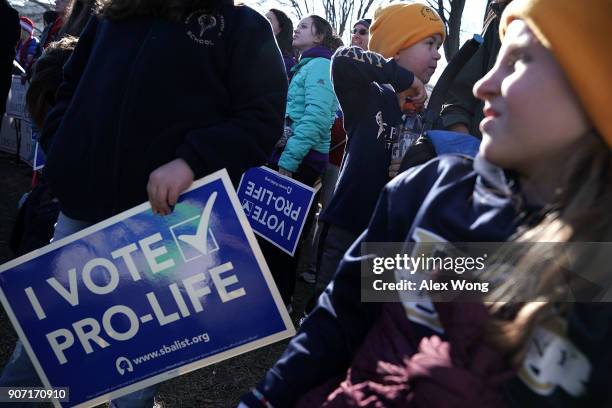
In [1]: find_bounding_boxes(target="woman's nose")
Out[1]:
[474,67,500,100]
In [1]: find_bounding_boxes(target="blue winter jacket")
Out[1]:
[278,46,338,173]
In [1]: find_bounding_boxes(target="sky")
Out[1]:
[244,0,488,85]
[11,0,488,86]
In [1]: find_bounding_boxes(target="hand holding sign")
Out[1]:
[147,158,194,216]
[278,167,293,178]
[397,76,427,112]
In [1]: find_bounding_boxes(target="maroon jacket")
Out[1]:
[297,302,515,407]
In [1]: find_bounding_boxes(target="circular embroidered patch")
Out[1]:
[185,10,225,46]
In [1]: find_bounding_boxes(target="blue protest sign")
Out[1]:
[33,141,45,170]
[236,167,317,256]
[0,169,294,408]
[33,127,45,170]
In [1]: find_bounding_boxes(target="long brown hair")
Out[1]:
[307,15,342,53]
[26,36,78,129]
[484,130,612,366]
[100,0,233,21]
[60,0,102,36]
[269,8,293,56]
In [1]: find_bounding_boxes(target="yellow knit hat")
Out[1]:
[369,3,446,59]
[500,0,612,148]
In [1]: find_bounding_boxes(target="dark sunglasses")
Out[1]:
[352,28,368,35]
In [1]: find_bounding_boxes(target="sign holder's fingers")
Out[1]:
[147,181,159,214]
[167,185,180,209]
[157,185,171,215]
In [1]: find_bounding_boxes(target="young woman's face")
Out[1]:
[394,35,442,84]
[265,11,281,35]
[351,23,369,49]
[293,17,320,52]
[474,20,590,175]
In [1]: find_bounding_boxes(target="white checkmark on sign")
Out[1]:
[177,192,217,255]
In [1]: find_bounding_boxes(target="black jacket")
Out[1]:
[43,5,287,221]
[440,0,511,138]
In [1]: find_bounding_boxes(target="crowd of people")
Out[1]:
[1,0,611,406]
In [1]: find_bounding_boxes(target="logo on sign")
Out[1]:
[242,199,254,216]
[115,356,134,375]
[170,193,219,262]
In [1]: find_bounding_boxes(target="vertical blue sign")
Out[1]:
[236,167,317,256]
[33,142,46,170]
[33,127,45,170]
[0,169,294,408]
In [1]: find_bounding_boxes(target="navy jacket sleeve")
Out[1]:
[255,207,391,406]
[331,46,414,131]
[175,9,287,184]
[40,15,99,154]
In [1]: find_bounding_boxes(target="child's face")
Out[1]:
[394,35,442,84]
[293,17,321,52]
[474,20,590,176]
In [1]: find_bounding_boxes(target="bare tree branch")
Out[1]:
[443,0,466,60]
[355,0,376,21]
[425,0,439,12]
[274,0,463,44]
[29,0,55,11]
[436,0,446,21]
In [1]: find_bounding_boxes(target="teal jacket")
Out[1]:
[279,46,338,172]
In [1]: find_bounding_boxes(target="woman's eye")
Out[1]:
[508,52,531,68]
[506,56,518,69]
